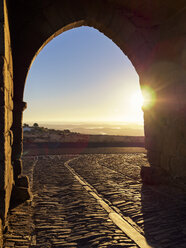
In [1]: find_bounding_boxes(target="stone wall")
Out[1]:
[0,0,185,228]
[142,29,186,183]
[0,0,14,224]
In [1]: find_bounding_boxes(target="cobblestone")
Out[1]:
[4,155,137,247]
[69,154,186,248]
[3,153,186,247]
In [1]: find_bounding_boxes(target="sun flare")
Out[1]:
[142,86,156,110]
[128,86,156,123]
[130,92,144,109]
[130,86,156,111]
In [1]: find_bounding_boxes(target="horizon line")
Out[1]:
[23,120,144,125]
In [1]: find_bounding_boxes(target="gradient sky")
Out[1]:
[23,27,143,124]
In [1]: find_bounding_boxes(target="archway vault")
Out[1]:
[0,0,186,226]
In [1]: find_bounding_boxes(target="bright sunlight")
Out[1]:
[130,91,144,109]
[129,86,156,123]
[130,86,156,110]
[142,86,156,110]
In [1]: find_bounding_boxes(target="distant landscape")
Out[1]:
[23,123,145,156]
[26,121,144,136]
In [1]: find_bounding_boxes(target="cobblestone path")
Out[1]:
[69,154,186,248]
[4,155,138,248]
[3,154,186,247]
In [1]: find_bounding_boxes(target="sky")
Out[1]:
[23,26,144,125]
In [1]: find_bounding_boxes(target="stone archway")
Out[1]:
[1,0,186,226]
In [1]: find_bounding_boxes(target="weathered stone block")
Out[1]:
[4,133,11,154]
[4,26,11,63]
[7,70,13,97]
[3,62,11,91]
[0,159,13,221]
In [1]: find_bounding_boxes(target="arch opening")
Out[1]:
[23,26,144,139]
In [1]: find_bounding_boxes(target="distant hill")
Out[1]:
[23,124,144,147]
[42,122,144,136]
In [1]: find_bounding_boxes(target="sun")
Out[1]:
[130,92,144,109]
[130,86,156,110]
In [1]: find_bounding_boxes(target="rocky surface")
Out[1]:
[4,155,137,247]
[3,153,186,247]
[70,154,186,248]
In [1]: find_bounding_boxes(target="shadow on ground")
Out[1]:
[141,182,186,248]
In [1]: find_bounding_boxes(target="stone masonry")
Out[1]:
[0,0,14,228]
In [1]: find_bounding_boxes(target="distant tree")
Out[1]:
[64,129,70,133]
[33,123,39,127]
[23,123,29,127]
